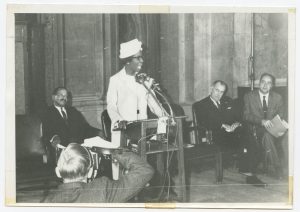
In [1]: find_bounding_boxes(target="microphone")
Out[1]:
[135,73,161,91]
[135,72,148,84]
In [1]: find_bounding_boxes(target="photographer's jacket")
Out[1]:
[42,152,154,203]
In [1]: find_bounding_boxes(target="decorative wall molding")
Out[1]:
[15,24,29,114]
[43,14,65,105]
[238,78,288,87]
[42,14,120,126]
[193,14,212,102]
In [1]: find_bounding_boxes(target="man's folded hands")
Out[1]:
[221,122,241,132]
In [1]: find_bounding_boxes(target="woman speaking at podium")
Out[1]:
[106,38,166,144]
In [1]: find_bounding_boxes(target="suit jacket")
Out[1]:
[242,90,285,173]
[106,67,164,126]
[243,89,284,135]
[193,96,240,145]
[42,105,100,147]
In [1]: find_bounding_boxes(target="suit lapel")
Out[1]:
[268,92,274,111]
[254,90,264,116]
[52,105,67,124]
[208,97,219,111]
[51,106,61,118]
[267,92,276,119]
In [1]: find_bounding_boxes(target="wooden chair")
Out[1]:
[15,114,59,193]
[101,109,111,141]
[190,103,224,183]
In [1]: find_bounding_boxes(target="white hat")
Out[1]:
[119,39,143,59]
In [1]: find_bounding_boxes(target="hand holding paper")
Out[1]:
[265,115,288,138]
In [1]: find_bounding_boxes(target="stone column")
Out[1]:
[233,13,252,97]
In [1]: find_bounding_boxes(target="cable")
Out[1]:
[158,116,180,201]
[136,133,158,144]
[154,89,173,117]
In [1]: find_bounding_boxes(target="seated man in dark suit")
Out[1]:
[42,86,104,164]
[193,80,266,187]
[193,80,241,150]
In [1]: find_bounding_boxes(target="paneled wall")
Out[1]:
[41,14,160,128]
[15,16,46,115]
[15,23,29,114]
[159,13,288,118]
[210,14,234,96]
[42,14,119,128]
[160,14,180,103]
[232,13,252,97]
[118,14,161,78]
[253,14,288,83]
[15,13,288,125]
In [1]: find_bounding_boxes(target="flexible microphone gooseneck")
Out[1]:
[135,73,175,125]
[135,73,161,91]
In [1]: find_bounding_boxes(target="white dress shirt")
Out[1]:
[54,105,67,119]
[210,96,220,109]
[259,91,269,107]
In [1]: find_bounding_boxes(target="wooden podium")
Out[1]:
[120,116,187,202]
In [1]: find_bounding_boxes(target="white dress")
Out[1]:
[106,67,165,145]
[107,67,164,124]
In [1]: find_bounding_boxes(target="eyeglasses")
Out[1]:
[132,56,143,61]
[56,94,68,99]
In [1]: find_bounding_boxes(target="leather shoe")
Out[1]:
[246,176,267,188]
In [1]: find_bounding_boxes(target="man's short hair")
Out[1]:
[260,73,275,86]
[57,143,92,180]
[52,86,68,95]
[212,80,228,91]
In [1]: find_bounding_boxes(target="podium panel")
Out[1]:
[120,116,187,202]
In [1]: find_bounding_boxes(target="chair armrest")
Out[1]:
[185,121,197,132]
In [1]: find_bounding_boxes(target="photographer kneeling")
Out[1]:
[42,143,154,203]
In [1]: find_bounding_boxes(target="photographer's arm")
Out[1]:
[104,152,154,202]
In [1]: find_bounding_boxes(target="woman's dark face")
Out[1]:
[125,51,144,75]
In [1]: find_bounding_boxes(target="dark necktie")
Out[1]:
[263,96,267,119]
[61,107,68,122]
[216,101,220,109]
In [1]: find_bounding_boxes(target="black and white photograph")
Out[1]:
[4,3,297,209]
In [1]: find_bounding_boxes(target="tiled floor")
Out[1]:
[16,151,290,206]
[187,168,289,203]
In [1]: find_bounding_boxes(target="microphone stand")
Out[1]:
[248,13,255,91]
[141,82,176,126]
[154,88,176,126]
[135,73,176,125]
[141,82,169,116]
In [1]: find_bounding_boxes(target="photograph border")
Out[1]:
[5,3,296,209]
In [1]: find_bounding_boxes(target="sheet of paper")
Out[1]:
[157,116,168,134]
[266,115,288,138]
[83,136,119,149]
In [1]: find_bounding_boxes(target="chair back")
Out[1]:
[101,109,111,141]
[16,114,46,161]
[167,103,185,116]
[191,103,208,145]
